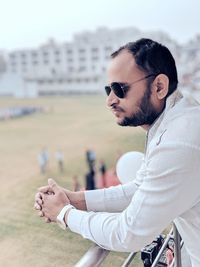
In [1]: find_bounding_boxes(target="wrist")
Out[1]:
[56,204,75,230]
[76,191,87,210]
[65,190,87,211]
[64,207,73,225]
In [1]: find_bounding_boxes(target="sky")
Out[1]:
[0,0,199,51]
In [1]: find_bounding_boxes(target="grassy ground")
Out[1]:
[0,95,145,267]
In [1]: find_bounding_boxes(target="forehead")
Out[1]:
[107,50,144,83]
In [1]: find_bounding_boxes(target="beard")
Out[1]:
[118,86,162,127]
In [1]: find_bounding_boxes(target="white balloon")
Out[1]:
[116,151,144,184]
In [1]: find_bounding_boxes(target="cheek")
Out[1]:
[123,99,140,115]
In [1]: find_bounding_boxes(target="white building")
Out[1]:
[0,27,199,97]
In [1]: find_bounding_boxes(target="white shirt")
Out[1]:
[68,90,200,267]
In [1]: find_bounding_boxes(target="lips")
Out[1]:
[110,106,124,117]
[111,107,124,113]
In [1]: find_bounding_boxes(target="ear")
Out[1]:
[153,74,169,100]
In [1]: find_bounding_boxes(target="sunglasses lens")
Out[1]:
[105,86,111,96]
[111,83,124,98]
[105,83,125,98]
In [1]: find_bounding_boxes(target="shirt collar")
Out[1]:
[147,89,183,143]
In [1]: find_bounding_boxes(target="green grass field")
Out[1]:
[0,95,145,267]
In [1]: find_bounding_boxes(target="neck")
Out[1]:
[141,124,150,131]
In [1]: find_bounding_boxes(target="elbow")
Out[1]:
[108,226,155,252]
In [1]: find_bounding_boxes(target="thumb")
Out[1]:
[48,178,59,193]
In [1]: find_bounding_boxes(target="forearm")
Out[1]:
[64,189,87,211]
[63,181,138,213]
[85,182,138,212]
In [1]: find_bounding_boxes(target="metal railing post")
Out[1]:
[173,223,182,267]
[121,252,137,267]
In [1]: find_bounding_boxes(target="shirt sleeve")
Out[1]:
[68,143,200,252]
[85,181,138,212]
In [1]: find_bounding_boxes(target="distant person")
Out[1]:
[72,175,81,192]
[99,159,107,188]
[55,149,64,173]
[86,149,96,171]
[85,169,95,190]
[37,147,49,174]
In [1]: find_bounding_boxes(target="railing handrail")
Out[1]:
[74,244,110,267]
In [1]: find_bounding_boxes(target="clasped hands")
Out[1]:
[34,178,71,223]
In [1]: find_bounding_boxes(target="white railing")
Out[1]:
[74,245,110,267]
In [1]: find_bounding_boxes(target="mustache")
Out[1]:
[109,104,124,112]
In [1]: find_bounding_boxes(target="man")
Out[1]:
[55,149,64,173]
[34,38,200,266]
[37,147,49,174]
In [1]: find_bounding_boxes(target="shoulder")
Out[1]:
[159,98,200,148]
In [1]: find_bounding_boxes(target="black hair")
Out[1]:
[111,38,178,97]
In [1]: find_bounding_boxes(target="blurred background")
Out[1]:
[0,0,199,266]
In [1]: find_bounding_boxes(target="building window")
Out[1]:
[92,47,99,53]
[68,58,73,62]
[43,51,49,57]
[55,59,60,64]
[31,51,38,57]
[93,77,99,82]
[79,48,86,53]
[92,56,99,61]
[85,77,90,83]
[66,49,73,54]
[105,46,112,52]
[79,57,86,62]
[68,67,74,72]
[21,53,27,59]
[10,53,16,59]
[44,60,49,65]
[78,66,86,72]
[33,61,38,65]
[54,50,60,55]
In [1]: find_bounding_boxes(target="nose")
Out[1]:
[106,90,120,108]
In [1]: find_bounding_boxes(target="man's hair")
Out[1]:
[111,38,178,97]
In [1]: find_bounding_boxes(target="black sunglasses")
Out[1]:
[105,74,157,98]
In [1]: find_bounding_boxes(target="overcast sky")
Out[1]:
[0,0,199,50]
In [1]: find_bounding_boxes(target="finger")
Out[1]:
[38,185,53,194]
[34,203,41,210]
[40,192,50,202]
[35,192,42,201]
[38,210,44,217]
[48,178,59,194]
[35,195,43,205]
[44,217,51,223]
[166,249,174,265]
[36,198,43,205]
